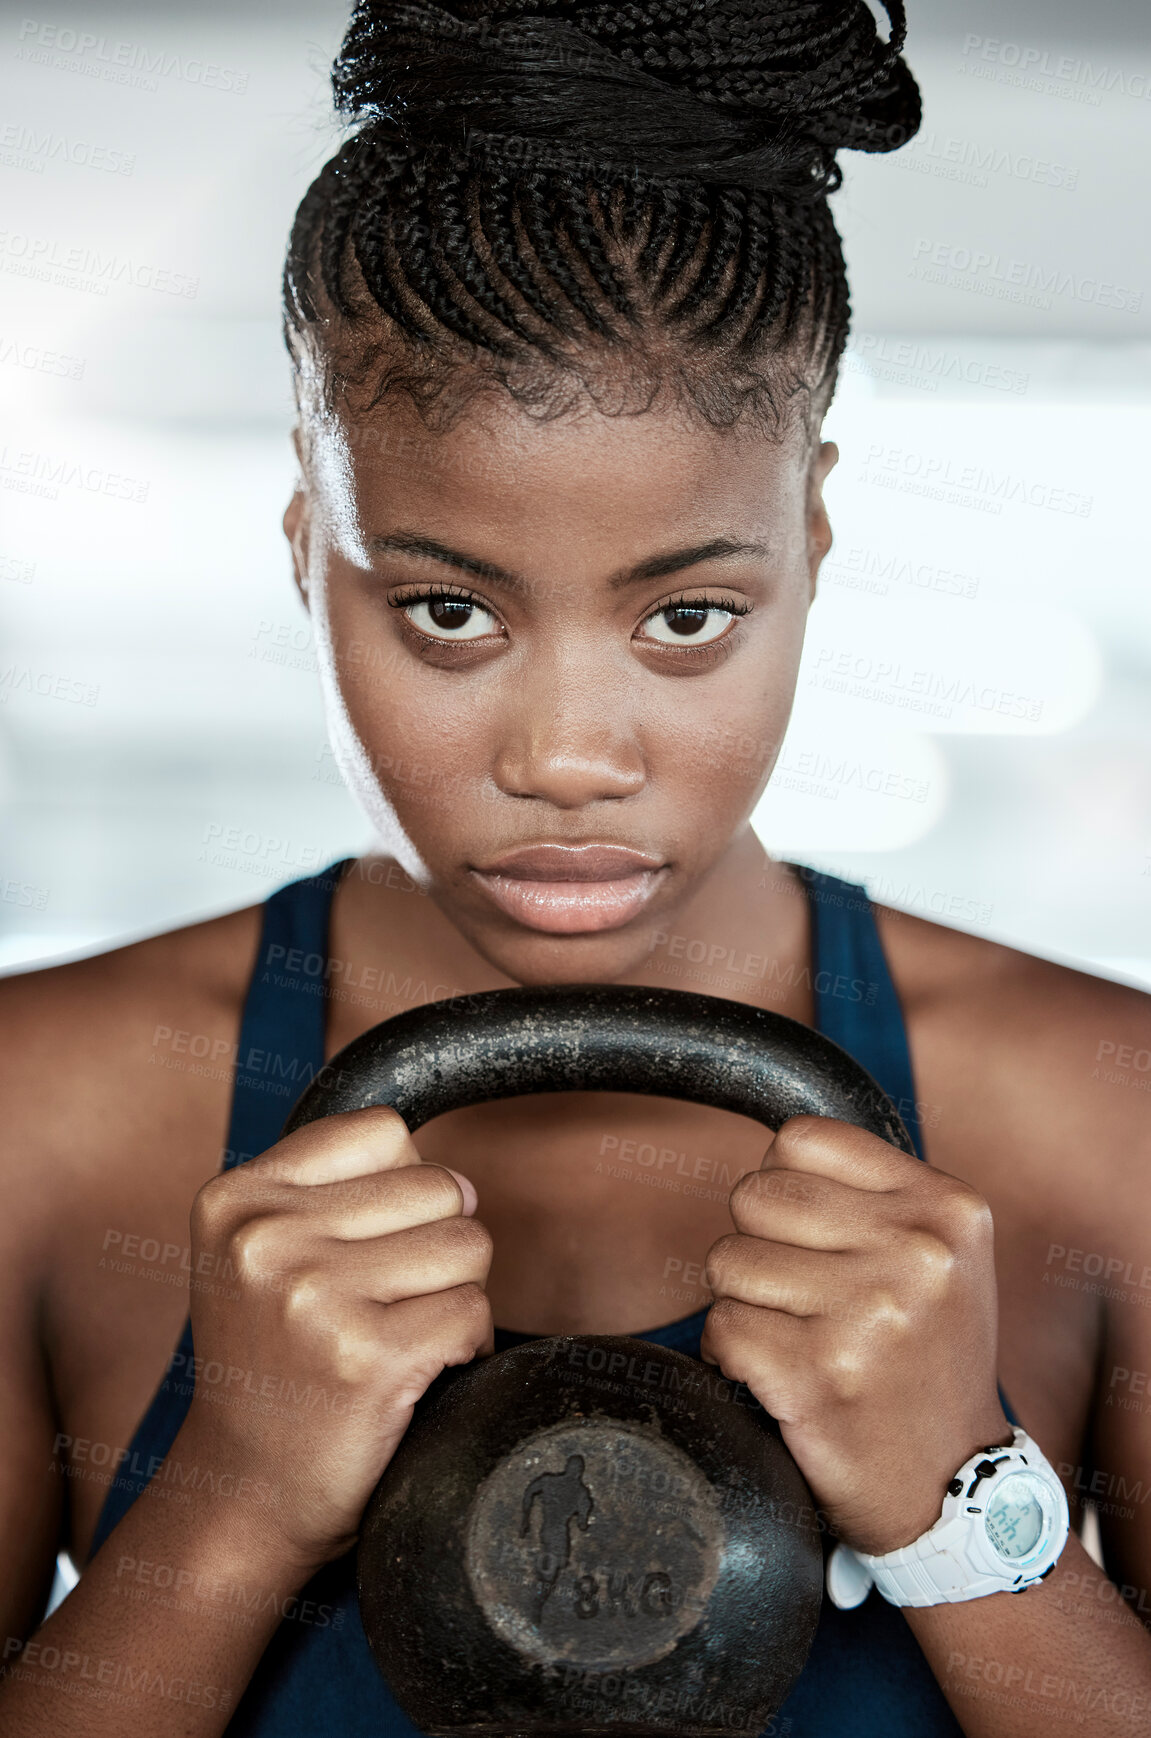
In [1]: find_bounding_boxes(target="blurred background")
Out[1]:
[0,0,1148,988]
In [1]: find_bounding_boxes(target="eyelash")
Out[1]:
[387,582,753,650]
[389,582,477,611]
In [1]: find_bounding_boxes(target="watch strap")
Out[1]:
[856,1514,1015,1607]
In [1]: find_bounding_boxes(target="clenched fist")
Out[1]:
[700,1115,1011,1555]
[176,1106,493,1575]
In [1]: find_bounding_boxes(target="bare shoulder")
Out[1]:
[876,903,1150,1205]
[0,902,263,1260]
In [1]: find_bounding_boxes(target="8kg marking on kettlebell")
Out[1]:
[571,1569,681,1619]
[464,1421,725,1670]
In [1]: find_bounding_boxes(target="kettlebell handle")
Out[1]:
[282,983,915,1154]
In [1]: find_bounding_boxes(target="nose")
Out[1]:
[492,670,646,808]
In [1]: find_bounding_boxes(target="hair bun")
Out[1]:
[332,0,921,198]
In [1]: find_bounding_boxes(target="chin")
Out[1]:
[462,916,661,989]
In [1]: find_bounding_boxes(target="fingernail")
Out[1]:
[445,1168,478,1215]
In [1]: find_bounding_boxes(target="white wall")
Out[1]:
[1,1,1148,986]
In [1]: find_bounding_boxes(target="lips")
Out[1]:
[469,843,667,935]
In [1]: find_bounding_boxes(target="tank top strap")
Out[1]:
[790,862,924,1162]
[224,859,353,1170]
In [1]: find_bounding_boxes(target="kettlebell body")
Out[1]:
[358,1334,823,1737]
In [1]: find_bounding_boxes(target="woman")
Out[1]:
[1,0,1148,1733]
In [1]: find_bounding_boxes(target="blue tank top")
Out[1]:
[91,861,1017,1736]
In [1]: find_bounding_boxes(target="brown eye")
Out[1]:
[640,605,735,646]
[405,596,498,641]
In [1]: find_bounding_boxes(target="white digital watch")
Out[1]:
[825,1427,1070,1610]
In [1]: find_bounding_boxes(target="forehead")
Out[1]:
[308,388,811,566]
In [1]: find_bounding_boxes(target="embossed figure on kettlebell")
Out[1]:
[520,1453,594,1619]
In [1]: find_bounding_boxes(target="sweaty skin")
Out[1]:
[0,386,1149,1738]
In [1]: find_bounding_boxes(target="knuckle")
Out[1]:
[450,1281,492,1330]
[191,1171,234,1241]
[306,1103,415,1167]
[455,1215,494,1265]
[228,1215,284,1284]
[903,1229,958,1294]
[459,1278,490,1312]
[332,1102,408,1137]
[699,1300,757,1373]
[729,1171,760,1209]
[702,1294,744,1338]
[731,1169,803,1220]
[942,1182,994,1242]
[360,1102,419,1151]
[704,1234,742,1290]
[856,1285,911,1335]
[772,1115,823,1156]
[427,1212,493,1274]
[281,1267,333,1323]
[358,1103,409,1130]
[820,1341,870,1402]
[327,1322,376,1388]
[423,1164,472,1215]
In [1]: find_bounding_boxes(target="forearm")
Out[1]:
[907,1534,1151,1736]
[0,1427,314,1737]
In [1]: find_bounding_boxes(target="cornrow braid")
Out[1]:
[283,0,921,439]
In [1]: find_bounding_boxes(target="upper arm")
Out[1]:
[1095,1295,1151,1619]
[0,965,80,1643]
[0,1219,65,1646]
[879,912,1151,1612]
[0,909,260,1636]
[1080,986,1151,1615]
[0,955,152,1643]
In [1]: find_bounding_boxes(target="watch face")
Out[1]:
[983,1471,1047,1561]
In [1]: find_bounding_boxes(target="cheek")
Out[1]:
[658,612,806,806]
[315,574,497,835]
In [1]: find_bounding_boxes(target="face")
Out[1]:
[284,380,837,986]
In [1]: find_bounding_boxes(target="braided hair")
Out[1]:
[283,0,921,441]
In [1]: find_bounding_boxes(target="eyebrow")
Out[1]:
[369,531,773,592]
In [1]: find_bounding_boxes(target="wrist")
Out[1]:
[147,1418,330,1597]
[867,1409,1015,1557]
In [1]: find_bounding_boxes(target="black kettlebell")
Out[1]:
[283,985,915,1737]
